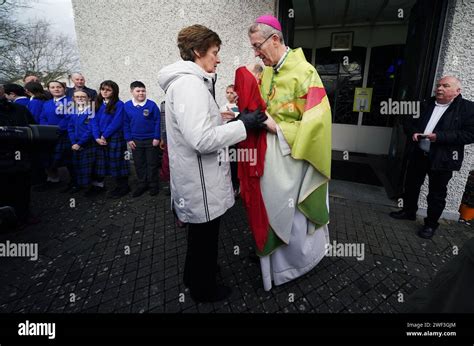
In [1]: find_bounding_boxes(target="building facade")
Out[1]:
[72,0,474,220]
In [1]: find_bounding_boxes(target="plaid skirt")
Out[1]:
[72,143,104,186]
[51,131,72,168]
[97,133,129,177]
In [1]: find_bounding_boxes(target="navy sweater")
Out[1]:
[123,99,161,141]
[91,100,125,139]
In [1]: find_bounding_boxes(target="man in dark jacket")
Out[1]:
[66,73,97,100]
[390,76,474,239]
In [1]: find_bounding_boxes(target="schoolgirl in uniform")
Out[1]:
[91,80,130,198]
[24,81,50,185]
[24,81,50,124]
[38,81,73,189]
[67,90,104,193]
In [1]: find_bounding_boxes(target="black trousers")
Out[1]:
[183,217,220,298]
[229,145,239,190]
[133,140,160,189]
[403,148,453,229]
[0,171,31,222]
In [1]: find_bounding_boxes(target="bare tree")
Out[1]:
[0,0,26,77]
[0,2,79,84]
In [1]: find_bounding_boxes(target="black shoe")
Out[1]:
[149,187,159,196]
[418,226,436,239]
[60,183,78,193]
[389,210,416,221]
[109,185,130,199]
[84,186,105,198]
[70,186,82,194]
[183,265,222,288]
[33,181,60,192]
[190,285,232,303]
[132,186,148,198]
[248,252,260,264]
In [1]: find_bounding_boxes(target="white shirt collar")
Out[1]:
[274,47,291,73]
[435,100,453,107]
[15,96,28,100]
[54,95,66,102]
[132,98,147,107]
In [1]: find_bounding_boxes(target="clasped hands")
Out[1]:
[226,108,277,133]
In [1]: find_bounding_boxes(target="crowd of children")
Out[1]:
[2,77,164,199]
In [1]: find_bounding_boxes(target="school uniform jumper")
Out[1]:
[68,107,104,187]
[14,97,30,107]
[39,96,73,168]
[91,101,129,181]
[123,99,161,190]
[27,98,46,124]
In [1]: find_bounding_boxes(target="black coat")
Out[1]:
[403,237,474,313]
[0,99,36,173]
[404,94,474,171]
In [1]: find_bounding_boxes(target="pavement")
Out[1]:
[0,176,472,314]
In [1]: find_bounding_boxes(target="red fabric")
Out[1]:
[233,66,269,252]
[160,144,170,182]
[301,87,327,111]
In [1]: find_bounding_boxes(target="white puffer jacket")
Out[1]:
[158,61,247,223]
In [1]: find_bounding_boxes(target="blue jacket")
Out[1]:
[123,99,161,141]
[39,96,72,131]
[91,100,125,139]
[27,98,46,124]
[68,107,94,146]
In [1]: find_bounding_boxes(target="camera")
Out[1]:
[0,125,60,147]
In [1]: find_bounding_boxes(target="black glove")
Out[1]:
[237,108,268,130]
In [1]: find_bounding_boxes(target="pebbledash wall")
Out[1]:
[71,0,276,107]
[418,0,474,220]
[72,0,473,220]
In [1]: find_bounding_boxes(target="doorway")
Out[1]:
[280,0,448,194]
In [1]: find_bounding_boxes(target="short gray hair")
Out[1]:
[439,75,462,89]
[248,23,285,45]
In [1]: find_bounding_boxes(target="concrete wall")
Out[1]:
[71,0,275,107]
[418,0,474,220]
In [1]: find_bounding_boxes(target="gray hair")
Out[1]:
[438,75,462,89]
[71,72,84,79]
[248,23,285,45]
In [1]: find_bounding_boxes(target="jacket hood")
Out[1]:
[158,60,215,93]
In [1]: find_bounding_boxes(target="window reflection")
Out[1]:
[315,47,366,125]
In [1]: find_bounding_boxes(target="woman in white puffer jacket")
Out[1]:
[158,24,267,303]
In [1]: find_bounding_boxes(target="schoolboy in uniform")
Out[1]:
[123,81,161,197]
[3,84,30,107]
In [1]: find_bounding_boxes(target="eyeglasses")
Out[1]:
[251,34,274,51]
